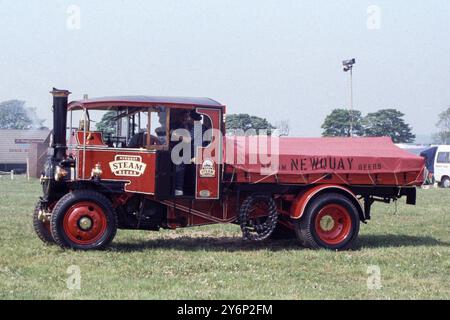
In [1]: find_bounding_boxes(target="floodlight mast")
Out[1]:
[343,58,356,136]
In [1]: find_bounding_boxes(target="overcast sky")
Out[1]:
[0,0,449,138]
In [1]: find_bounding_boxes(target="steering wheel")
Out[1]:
[148,134,162,146]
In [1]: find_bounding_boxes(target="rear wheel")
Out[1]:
[50,190,117,250]
[440,177,450,188]
[294,193,360,250]
[33,202,55,244]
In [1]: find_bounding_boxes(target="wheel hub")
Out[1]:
[78,216,93,231]
[319,215,335,231]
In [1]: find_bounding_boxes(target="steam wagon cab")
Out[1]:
[34,89,425,251]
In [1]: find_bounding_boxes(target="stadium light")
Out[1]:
[342,58,356,136]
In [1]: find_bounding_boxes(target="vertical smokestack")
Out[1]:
[51,88,71,160]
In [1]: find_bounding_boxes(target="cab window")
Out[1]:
[127,107,169,149]
[72,106,169,150]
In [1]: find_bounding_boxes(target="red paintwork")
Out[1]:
[163,194,237,228]
[226,169,423,186]
[224,136,425,186]
[76,131,107,147]
[290,184,361,220]
[62,201,107,245]
[76,147,156,194]
[315,204,352,245]
[195,108,222,199]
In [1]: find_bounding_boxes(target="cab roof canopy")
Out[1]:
[68,96,224,111]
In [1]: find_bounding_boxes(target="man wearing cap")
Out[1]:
[173,110,204,196]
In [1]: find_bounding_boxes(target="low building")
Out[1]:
[0,129,50,175]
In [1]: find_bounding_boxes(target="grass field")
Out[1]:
[0,176,449,300]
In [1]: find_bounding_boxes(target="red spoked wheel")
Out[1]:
[294,193,360,250]
[314,204,352,245]
[51,191,117,250]
[63,202,108,245]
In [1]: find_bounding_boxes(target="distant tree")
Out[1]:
[0,100,45,129]
[321,109,364,137]
[364,109,415,143]
[226,113,275,135]
[435,107,450,144]
[432,132,450,144]
[96,110,117,136]
[275,120,290,137]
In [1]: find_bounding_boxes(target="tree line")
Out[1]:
[320,106,450,144]
[224,109,418,143]
[321,108,415,143]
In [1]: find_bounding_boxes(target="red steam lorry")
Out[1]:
[34,89,425,250]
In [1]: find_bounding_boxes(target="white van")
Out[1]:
[434,145,450,188]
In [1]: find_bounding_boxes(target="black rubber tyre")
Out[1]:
[440,177,450,188]
[33,202,55,244]
[269,221,296,240]
[50,190,117,250]
[294,193,360,250]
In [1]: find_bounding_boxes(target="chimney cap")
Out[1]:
[50,88,71,97]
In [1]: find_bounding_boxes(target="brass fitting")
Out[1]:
[54,166,68,181]
[38,209,51,223]
[91,163,103,179]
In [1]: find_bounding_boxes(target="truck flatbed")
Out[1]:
[225,136,425,186]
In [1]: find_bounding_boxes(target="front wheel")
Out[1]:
[50,190,117,250]
[294,193,360,250]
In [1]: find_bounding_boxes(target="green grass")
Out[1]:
[0,176,449,300]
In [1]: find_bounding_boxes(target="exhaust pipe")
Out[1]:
[50,88,71,160]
